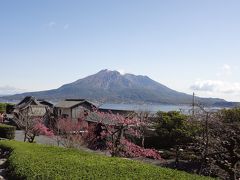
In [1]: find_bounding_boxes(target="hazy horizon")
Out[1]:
[1,1,240,101]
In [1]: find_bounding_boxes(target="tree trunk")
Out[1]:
[24,132,27,142]
[229,171,236,180]
[142,136,145,148]
[175,146,180,168]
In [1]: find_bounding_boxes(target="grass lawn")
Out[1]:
[0,140,212,180]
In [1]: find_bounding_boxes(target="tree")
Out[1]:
[85,111,161,159]
[211,120,240,180]
[155,111,199,148]
[30,120,54,142]
[51,110,160,159]
[220,108,240,123]
[190,107,240,179]
[154,111,200,167]
[14,107,53,143]
[136,111,151,148]
[0,113,3,123]
[54,118,88,148]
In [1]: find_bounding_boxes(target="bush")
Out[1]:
[0,124,16,139]
[0,103,14,113]
[154,111,200,148]
[0,103,7,113]
[219,108,240,123]
[0,140,212,180]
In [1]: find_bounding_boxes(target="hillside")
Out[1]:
[0,69,229,106]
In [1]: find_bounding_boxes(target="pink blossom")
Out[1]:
[82,110,161,159]
[34,122,54,137]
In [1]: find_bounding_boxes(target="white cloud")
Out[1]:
[48,21,56,28]
[63,24,69,30]
[47,22,70,30]
[117,69,126,75]
[190,80,240,94]
[0,86,25,95]
[189,63,240,101]
[222,64,231,71]
[216,64,232,77]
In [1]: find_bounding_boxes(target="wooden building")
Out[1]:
[55,99,96,121]
[13,96,53,120]
[98,108,136,117]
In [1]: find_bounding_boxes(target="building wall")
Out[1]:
[58,108,72,119]
[56,102,94,121]
[30,106,47,116]
[72,105,89,120]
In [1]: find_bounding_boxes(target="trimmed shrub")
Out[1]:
[0,140,212,180]
[0,103,14,113]
[0,124,16,139]
[0,103,7,113]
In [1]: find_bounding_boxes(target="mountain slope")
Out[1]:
[0,69,227,105]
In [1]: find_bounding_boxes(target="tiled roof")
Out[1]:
[15,96,42,109]
[55,100,85,108]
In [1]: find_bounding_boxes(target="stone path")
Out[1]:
[0,157,7,180]
[15,130,57,146]
[14,130,110,156]
[0,146,10,180]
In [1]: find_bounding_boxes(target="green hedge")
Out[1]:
[0,103,7,113]
[0,124,16,139]
[0,141,212,180]
[0,103,14,113]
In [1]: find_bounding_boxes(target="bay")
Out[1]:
[99,103,192,113]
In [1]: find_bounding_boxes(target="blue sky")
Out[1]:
[1,0,240,101]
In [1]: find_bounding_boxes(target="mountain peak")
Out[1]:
[1,70,227,106]
[99,69,111,73]
[98,69,121,75]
